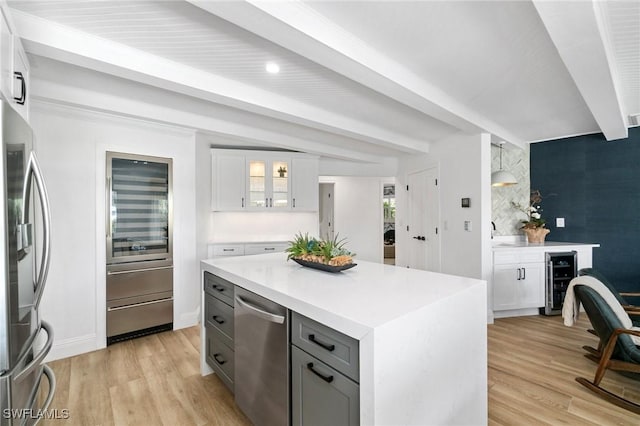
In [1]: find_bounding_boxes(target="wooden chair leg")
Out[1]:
[576,377,640,415]
[582,345,601,359]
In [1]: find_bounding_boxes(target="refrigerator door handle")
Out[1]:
[37,364,57,417]
[20,152,52,310]
[14,321,53,384]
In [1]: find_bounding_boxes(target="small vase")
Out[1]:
[523,227,550,244]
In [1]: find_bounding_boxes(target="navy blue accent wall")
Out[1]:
[530,127,640,293]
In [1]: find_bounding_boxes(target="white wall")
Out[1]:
[319,176,384,263]
[397,132,492,282]
[32,101,200,360]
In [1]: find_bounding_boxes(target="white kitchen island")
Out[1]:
[200,253,487,425]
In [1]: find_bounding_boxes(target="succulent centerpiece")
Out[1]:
[286,233,355,268]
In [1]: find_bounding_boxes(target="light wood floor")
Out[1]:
[39,316,640,425]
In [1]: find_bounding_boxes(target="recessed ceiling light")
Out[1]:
[265,62,280,74]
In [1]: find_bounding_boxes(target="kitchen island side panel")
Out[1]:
[360,281,487,425]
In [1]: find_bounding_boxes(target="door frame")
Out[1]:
[405,166,441,272]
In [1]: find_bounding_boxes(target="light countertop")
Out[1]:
[201,252,486,340]
[492,240,600,250]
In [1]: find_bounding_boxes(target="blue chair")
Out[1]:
[573,284,640,414]
[578,268,640,326]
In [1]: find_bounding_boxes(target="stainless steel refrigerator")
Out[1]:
[106,152,173,344]
[0,99,55,425]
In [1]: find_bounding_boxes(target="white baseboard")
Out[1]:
[174,307,200,330]
[45,333,98,362]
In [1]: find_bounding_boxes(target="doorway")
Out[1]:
[407,168,441,271]
[319,183,334,240]
[383,184,396,265]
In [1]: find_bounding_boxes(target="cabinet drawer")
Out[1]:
[206,325,234,393]
[205,294,234,345]
[244,243,288,256]
[494,249,544,265]
[291,312,359,382]
[211,244,245,257]
[204,272,235,306]
[291,346,359,426]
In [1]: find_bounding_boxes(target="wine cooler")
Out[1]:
[106,152,173,344]
[541,251,577,316]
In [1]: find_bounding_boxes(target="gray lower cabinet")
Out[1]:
[291,346,359,426]
[290,312,359,426]
[204,271,235,393]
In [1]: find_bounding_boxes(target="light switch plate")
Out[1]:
[556,218,565,228]
[464,220,472,231]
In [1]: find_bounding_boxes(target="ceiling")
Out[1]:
[6,1,640,162]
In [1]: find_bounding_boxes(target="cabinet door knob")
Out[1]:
[13,71,26,105]
[308,334,335,352]
[307,362,334,383]
[213,353,226,365]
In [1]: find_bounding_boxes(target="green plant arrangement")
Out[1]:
[286,232,355,267]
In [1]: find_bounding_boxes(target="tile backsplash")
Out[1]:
[491,144,530,236]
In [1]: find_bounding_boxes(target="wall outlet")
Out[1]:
[556,218,565,228]
[464,220,472,232]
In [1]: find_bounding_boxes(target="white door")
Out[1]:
[319,183,334,240]
[407,168,440,271]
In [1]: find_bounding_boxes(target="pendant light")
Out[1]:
[491,142,517,187]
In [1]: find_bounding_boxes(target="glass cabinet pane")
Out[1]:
[249,160,266,207]
[272,160,288,208]
[110,158,170,259]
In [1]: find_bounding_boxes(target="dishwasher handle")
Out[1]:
[235,295,285,324]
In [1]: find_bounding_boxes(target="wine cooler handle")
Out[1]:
[106,177,113,238]
[21,152,52,310]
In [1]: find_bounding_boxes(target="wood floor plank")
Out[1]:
[109,377,162,426]
[488,315,640,425]
[38,315,640,425]
[66,350,114,425]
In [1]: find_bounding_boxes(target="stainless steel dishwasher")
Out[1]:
[234,286,289,426]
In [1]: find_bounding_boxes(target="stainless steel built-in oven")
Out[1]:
[106,152,173,344]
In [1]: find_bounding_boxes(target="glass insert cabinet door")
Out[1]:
[271,160,289,208]
[247,158,289,209]
[106,152,173,264]
[248,160,266,207]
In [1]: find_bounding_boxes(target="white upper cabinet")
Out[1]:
[0,5,29,122]
[211,151,246,211]
[291,157,319,211]
[11,35,29,122]
[211,149,318,212]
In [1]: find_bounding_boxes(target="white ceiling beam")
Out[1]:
[11,9,428,156]
[31,72,386,164]
[533,0,627,141]
[188,0,527,148]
